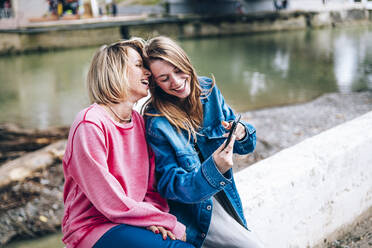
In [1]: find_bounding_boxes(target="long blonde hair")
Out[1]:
[143,36,214,142]
[87,38,146,105]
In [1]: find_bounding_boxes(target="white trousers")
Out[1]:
[202,196,265,248]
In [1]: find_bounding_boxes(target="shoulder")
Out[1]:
[64,104,107,165]
[198,76,214,91]
[131,110,145,129]
[144,113,174,138]
[145,113,170,130]
[69,104,108,137]
[198,76,222,103]
[81,104,106,124]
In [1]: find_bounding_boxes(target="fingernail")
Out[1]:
[155,230,159,234]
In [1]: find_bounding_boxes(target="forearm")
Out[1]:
[156,155,232,204]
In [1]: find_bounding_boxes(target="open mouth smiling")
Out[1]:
[141,79,149,86]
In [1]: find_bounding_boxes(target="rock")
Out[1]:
[0,141,66,245]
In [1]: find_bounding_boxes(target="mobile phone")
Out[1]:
[223,115,241,150]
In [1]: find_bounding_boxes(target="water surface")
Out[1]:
[2,25,372,248]
[0,27,372,129]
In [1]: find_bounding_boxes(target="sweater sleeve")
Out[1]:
[66,121,185,239]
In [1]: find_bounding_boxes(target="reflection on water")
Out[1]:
[0,47,95,129]
[334,32,358,93]
[181,26,372,112]
[0,27,372,130]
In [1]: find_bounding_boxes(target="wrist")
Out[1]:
[237,122,247,140]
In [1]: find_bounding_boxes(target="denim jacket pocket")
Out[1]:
[175,151,199,172]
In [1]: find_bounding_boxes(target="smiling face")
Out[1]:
[126,47,151,102]
[149,59,191,99]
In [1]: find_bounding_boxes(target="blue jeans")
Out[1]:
[93,224,195,248]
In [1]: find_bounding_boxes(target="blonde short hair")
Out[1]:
[87,38,146,104]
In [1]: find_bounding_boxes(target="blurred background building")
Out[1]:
[1,0,372,29]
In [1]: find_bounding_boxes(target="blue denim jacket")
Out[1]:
[145,77,256,248]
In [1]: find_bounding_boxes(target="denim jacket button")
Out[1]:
[206,205,212,210]
[201,233,206,238]
[220,181,225,186]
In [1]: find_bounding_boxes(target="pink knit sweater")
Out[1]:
[62,104,185,248]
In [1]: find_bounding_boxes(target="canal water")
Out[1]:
[2,26,372,247]
[1,26,372,130]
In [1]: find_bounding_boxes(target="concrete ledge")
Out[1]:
[235,111,372,247]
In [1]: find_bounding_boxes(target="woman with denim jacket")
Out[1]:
[143,36,264,248]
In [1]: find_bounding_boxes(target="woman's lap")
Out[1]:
[93,224,194,248]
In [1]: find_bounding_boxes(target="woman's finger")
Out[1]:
[157,226,168,240]
[221,120,231,129]
[216,139,228,152]
[146,225,159,234]
[224,134,236,153]
[167,230,176,240]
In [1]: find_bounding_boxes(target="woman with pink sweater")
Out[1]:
[61,38,192,248]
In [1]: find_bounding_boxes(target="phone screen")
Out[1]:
[223,115,241,149]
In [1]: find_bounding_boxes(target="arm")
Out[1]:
[143,146,170,212]
[147,127,232,204]
[67,122,185,239]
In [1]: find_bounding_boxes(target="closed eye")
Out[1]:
[158,76,169,83]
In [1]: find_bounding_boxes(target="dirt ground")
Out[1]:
[326,212,372,248]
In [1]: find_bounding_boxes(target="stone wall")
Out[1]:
[0,27,121,54]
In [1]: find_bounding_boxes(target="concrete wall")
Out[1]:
[235,110,372,247]
[0,27,121,54]
[167,0,238,15]
[242,0,370,13]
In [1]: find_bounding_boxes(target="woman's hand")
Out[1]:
[147,225,176,240]
[212,132,236,174]
[222,120,246,141]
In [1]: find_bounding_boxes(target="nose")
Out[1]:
[143,67,151,77]
[169,73,182,87]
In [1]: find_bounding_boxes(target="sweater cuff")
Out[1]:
[172,221,186,240]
